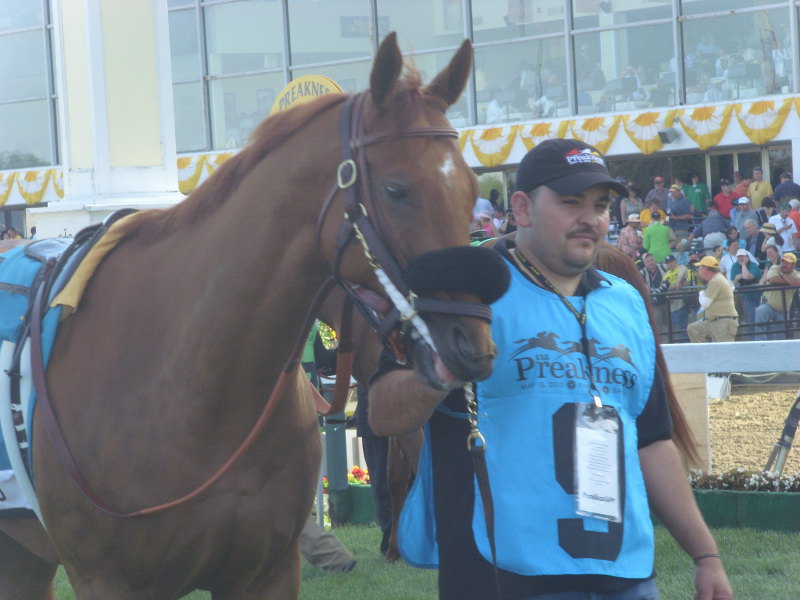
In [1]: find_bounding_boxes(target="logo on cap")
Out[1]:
[564,148,606,167]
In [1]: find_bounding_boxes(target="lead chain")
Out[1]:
[465,383,486,454]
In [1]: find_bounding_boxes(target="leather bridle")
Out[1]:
[319,90,493,359]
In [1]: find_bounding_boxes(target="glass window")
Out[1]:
[0,3,56,169]
[208,72,285,149]
[0,30,48,102]
[173,81,207,153]
[472,0,563,43]
[682,9,791,102]
[0,100,53,168]
[474,39,567,125]
[169,8,201,81]
[574,24,676,115]
[736,151,762,179]
[377,0,463,50]
[291,60,370,94]
[0,0,43,30]
[288,0,372,66]
[767,146,791,184]
[205,1,284,76]
[408,51,476,127]
[572,0,670,26]
[681,0,781,17]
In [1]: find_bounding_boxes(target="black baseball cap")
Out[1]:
[515,138,627,196]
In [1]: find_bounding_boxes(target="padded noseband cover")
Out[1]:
[403,246,510,305]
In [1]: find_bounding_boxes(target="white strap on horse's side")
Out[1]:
[374,267,438,353]
[0,340,44,524]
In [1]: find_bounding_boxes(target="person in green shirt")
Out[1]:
[684,172,711,214]
[642,210,673,261]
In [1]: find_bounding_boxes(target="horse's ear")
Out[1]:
[370,32,404,109]
[424,39,472,107]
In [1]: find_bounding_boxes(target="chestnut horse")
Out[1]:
[0,33,500,600]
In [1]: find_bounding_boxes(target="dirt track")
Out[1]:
[708,384,800,473]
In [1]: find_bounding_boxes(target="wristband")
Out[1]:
[693,553,721,564]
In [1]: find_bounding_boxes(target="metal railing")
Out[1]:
[651,282,800,343]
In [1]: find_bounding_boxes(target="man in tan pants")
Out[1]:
[687,255,739,342]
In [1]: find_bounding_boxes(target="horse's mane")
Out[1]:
[116,93,347,240]
[594,243,701,467]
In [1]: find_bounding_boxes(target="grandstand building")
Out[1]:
[3,1,800,235]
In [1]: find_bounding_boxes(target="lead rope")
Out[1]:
[465,383,502,599]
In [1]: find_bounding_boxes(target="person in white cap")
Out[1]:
[616,212,641,259]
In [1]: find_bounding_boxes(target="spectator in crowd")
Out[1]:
[662,254,692,341]
[617,212,642,259]
[788,199,800,247]
[733,171,752,199]
[666,184,695,236]
[492,205,506,233]
[620,184,644,224]
[711,179,736,218]
[748,166,773,209]
[725,225,740,245]
[733,197,757,238]
[719,238,756,281]
[756,196,777,227]
[476,211,497,237]
[758,222,783,256]
[499,209,517,234]
[640,197,667,228]
[684,172,711,214]
[772,171,800,202]
[754,252,800,340]
[472,195,493,220]
[742,218,766,262]
[759,244,782,284]
[691,208,728,250]
[768,203,798,253]
[644,175,669,207]
[642,210,672,262]
[687,256,739,342]
[730,249,762,338]
[640,251,671,335]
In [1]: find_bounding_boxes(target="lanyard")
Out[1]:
[513,249,603,407]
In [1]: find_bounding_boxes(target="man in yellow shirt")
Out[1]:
[687,256,739,342]
[754,252,800,340]
[747,166,773,209]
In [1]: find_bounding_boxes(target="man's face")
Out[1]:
[780,207,790,218]
[744,221,757,237]
[514,183,611,278]
[738,200,750,211]
[670,188,681,199]
[643,254,656,270]
[753,169,763,181]
[722,184,731,193]
[728,241,739,255]
[781,259,796,274]
[653,178,664,189]
[666,259,677,271]
[698,265,713,282]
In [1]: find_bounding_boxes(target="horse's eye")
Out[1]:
[384,183,408,202]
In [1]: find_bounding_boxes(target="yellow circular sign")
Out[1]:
[270,75,344,115]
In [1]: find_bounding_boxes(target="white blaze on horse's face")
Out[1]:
[438,150,457,189]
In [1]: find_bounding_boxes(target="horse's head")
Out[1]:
[319,33,508,390]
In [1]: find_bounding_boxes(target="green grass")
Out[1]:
[53,524,800,599]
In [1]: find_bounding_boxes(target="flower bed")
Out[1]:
[688,469,800,531]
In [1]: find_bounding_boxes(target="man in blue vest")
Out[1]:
[368,139,732,600]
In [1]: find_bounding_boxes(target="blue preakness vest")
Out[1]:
[400,257,656,579]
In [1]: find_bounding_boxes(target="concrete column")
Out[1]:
[31,0,182,237]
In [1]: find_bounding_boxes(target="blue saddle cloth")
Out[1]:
[0,242,69,471]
